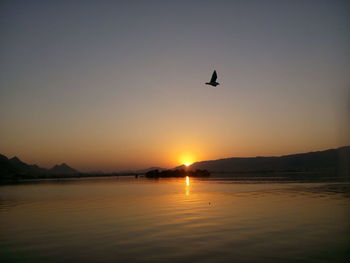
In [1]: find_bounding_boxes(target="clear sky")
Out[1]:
[1,0,349,171]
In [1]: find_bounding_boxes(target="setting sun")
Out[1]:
[179,154,194,167]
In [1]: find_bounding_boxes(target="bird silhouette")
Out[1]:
[205,70,220,87]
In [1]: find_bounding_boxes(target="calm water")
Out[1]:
[0,176,349,263]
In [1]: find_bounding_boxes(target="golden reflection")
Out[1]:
[185,176,190,196]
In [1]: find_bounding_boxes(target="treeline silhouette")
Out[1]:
[145,169,210,178]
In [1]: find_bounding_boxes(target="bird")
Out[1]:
[205,70,220,87]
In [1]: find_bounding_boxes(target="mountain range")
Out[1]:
[0,154,78,179]
[183,146,350,176]
[1,146,349,180]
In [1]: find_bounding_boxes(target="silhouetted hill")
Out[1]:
[0,155,79,179]
[49,163,78,174]
[184,146,350,176]
[8,156,47,175]
[0,154,17,176]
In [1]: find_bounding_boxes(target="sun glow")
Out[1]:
[180,154,194,167]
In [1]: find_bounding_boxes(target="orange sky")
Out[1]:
[1,1,349,171]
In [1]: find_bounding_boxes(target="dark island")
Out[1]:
[145,169,210,178]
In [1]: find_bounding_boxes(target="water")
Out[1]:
[0,176,349,262]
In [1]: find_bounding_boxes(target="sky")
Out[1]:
[1,0,349,172]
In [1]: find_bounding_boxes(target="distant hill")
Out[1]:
[49,163,78,174]
[184,146,350,176]
[8,156,47,175]
[0,155,79,179]
[0,154,18,176]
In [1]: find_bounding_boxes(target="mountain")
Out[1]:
[0,154,17,176]
[0,155,79,179]
[8,156,47,175]
[185,146,350,176]
[49,163,78,174]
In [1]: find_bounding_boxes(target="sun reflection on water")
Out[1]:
[185,176,190,196]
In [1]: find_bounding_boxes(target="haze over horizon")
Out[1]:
[1,0,349,172]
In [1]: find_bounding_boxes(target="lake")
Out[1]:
[0,176,349,262]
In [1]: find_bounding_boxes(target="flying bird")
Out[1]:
[205,70,220,87]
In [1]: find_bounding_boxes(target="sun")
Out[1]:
[184,162,192,167]
[180,154,194,167]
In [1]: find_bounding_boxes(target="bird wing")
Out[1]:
[210,70,217,82]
